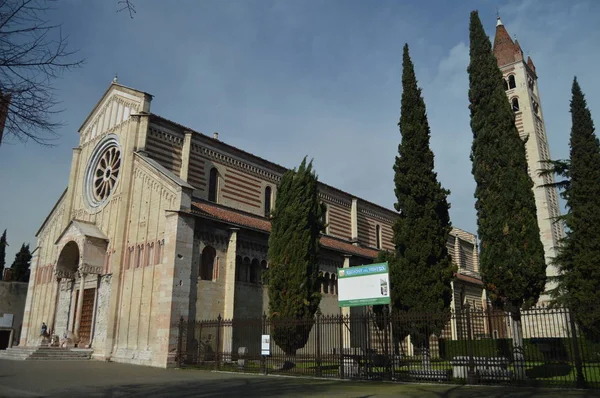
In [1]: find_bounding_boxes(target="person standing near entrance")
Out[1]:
[40,322,47,337]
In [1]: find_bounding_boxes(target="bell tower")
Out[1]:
[493,17,565,299]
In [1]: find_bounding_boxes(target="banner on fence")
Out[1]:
[337,262,391,307]
[261,334,270,355]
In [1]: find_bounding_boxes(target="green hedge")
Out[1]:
[439,337,600,363]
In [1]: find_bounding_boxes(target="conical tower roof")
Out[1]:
[493,17,521,67]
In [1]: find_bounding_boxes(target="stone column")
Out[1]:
[453,234,461,269]
[222,228,238,361]
[73,270,86,341]
[449,281,458,340]
[341,255,351,350]
[179,131,192,182]
[48,272,64,338]
[350,199,358,245]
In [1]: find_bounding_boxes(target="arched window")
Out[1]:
[375,225,381,249]
[508,75,516,89]
[330,275,336,295]
[511,98,520,112]
[136,245,143,268]
[208,167,219,203]
[503,79,508,91]
[235,256,243,282]
[322,205,328,234]
[200,246,216,281]
[264,186,272,218]
[527,77,534,91]
[261,260,268,284]
[243,257,251,282]
[323,272,330,294]
[332,275,337,295]
[147,243,154,267]
[250,258,260,283]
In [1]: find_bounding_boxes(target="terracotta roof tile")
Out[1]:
[455,273,484,286]
[191,201,379,259]
[493,20,523,67]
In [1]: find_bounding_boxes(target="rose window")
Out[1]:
[93,146,121,202]
[84,135,122,209]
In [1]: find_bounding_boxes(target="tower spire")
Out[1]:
[496,8,503,26]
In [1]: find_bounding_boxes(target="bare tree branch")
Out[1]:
[117,0,135,19]
[0,0,84,146]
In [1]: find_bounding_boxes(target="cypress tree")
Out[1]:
[559,78,600,339]
[267,157,325,358]
[0,230,6,280]
[468,11,546,378]
[12,243,32,283]
[391,44,455,367]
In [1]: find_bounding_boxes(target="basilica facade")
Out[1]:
[18,78,483,367]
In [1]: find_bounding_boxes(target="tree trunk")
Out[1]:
[510,309,526,380]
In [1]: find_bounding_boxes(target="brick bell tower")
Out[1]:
[492,16,565,300]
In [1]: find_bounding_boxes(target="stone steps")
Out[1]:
[0,347,92,361]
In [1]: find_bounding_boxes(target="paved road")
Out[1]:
[0,359,596,397]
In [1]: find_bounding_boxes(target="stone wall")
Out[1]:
[0,281,28,347]
[54,279,74,337]
[92,275,112,357]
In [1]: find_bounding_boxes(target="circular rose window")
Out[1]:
[84,134,122,209]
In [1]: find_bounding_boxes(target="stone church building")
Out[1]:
[18,78,483,367]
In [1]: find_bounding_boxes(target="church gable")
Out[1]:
[79,82,152,146]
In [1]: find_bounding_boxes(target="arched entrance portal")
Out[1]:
[56,241,80,277]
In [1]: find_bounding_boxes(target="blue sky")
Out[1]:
[1,0,599,264]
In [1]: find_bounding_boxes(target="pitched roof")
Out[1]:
[455,272,483,286]
[493,18,523,67]
[191,200,379,258]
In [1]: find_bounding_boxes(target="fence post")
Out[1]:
[315,310,322,377]
[216,314,222,370]
[261,313,268,375]
[339,312,345,379]
[567,308,586,388]
[383,305,391,381]
[465,304,477,384]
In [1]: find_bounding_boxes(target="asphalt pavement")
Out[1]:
[0,359,596,397]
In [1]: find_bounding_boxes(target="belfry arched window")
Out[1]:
[511,98,520,112]
[503,79,509,91]
[508,75,516,89]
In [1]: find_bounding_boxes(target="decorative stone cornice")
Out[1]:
[79,263,104,275]
[190,141,282,184]
[319,192,352,208]
[54,269,76,280]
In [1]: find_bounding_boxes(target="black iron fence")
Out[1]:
[176,306,600,389]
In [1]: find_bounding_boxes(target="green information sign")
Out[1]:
[337,262,391,307]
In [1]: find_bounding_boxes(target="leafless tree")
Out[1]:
[0,0,84,146]
[117,0,136,19]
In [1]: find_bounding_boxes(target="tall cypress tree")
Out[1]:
[559,78,600,339]
[468,11,546,378]
[267,157,325,358]
[12,243,32,283]
[0,230,6,280]
[391,44,455,367]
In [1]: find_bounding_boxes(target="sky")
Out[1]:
[1,0,599,265]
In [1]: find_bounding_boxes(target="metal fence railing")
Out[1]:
[176,306,599,389]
